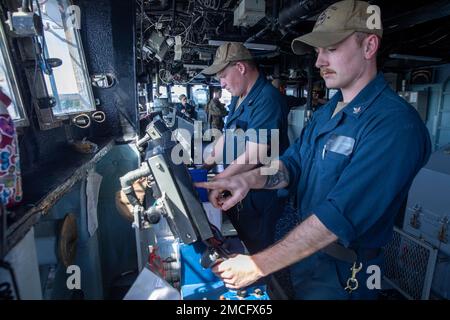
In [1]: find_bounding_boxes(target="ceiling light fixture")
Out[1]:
[208,40,277,51]
[389,54,442,62]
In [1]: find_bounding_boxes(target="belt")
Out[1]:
[321,242,381,263]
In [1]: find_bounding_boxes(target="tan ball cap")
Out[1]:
[202,42,253,75]
[292,0,383,55]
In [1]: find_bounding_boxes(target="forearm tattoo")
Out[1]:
[263,168,290,189]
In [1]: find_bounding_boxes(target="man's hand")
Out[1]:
[206,187,223,208]
[212,254,264,289]
[213,170,227,179]
[195,175,250,211]
[204,173,229,209]
[115,178,147,222]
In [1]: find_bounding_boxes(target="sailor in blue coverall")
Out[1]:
[197,0,432,299]
[279,72,431,299]
[222,73,289,253]
[201,42,289,254]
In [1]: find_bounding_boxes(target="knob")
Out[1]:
[145,206,161,224]
[254,288,263,296]
[236,290,247,298]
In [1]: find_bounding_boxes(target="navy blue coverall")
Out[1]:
[223,73,289,254]
[279,73,431,299]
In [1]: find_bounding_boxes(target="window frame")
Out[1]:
[37,0,96,118]
[0,19,29,127]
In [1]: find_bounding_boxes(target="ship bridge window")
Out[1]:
[220,88,232,108]
[0,21,28,126]
[153,85,168,99]
[191,85,208,106]
[286,86,298,97]
[170,85,187,103]
[327,89,338,99]
[35,0,95,116]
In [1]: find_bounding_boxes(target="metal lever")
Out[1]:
[200,247,222,269]
[200,223,230,269]
[136,133,151,152]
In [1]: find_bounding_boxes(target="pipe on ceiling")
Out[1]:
[278,0,334,29]
[147,0,171,11]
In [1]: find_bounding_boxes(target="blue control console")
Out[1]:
[137,118,270,300]
[181,281,269,300]
[221,286,270,300]
[179,241,270,300]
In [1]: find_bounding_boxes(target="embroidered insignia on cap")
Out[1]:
[316,11,328,25]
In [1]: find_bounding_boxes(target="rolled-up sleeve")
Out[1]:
[312,112,430,246]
